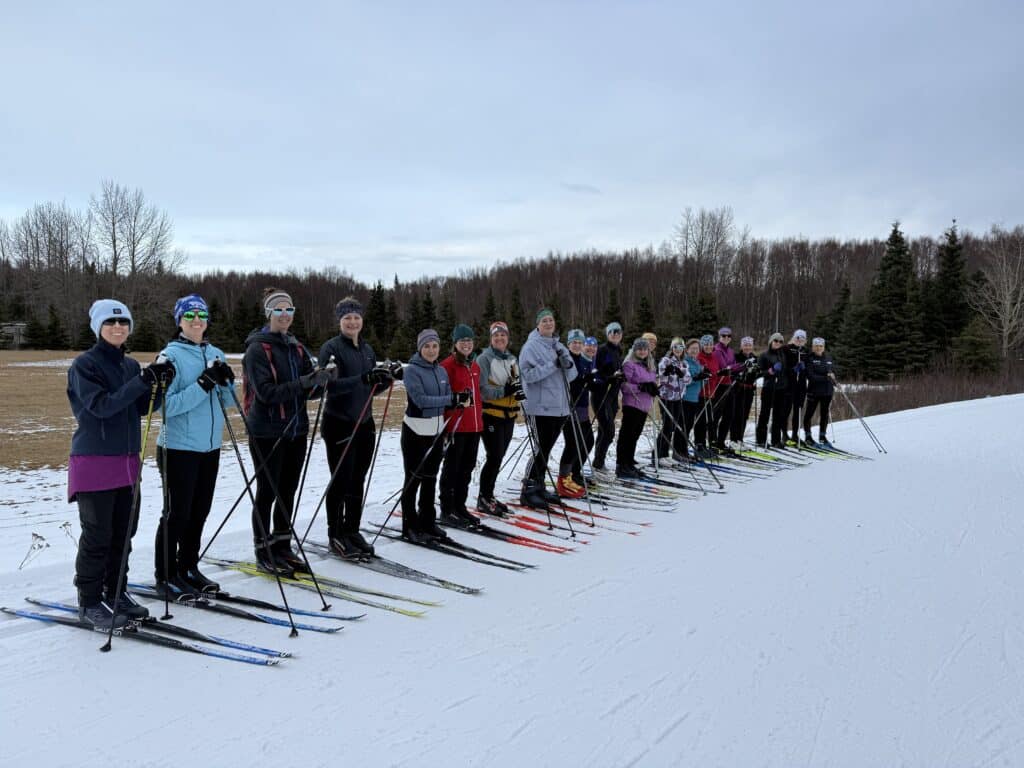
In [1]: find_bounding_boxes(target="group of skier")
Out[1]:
[66,289,836,630]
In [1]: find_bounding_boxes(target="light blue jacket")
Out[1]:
[519,329,577,417]
[683,356,703,403]
[156,337,234,452]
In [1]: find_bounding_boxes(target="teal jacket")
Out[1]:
[156,337,234,452]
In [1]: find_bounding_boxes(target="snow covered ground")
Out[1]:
[1,394,1023,767]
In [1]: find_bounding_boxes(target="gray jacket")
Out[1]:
[519,329,577,417]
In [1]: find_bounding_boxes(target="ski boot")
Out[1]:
[79,601,129,631]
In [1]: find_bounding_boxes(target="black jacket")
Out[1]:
[805,353,836,397]
[67,339,160,456]
[786,343,810,393]
[758,347,790,390]
[733,351,759,388]
[592,341,623,404]
[242,328,316,439]
[317,334,379,423]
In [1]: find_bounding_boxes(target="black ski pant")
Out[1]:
[656,398,687,457]
[693,397,713,448]
[558,410,594,477]
[616,405,648,469]
[525,414,562,487]
[400,424,445,533]
[479,414,515,500]
[155,446,220,580]
[712,385,735,447]
[682,400,700,451]
[322,414,375,538]
[74,485,138,607]
[440,431,481,513]
[250,434,306,547]
[756,387,791,446]
[788,384,807,440]
[803,394,833,438]
[731,386,755,442]
[593,386,619,464]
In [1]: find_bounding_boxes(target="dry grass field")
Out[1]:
[0,350,404,469]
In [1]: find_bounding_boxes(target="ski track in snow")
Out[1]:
[0,394,1023,766]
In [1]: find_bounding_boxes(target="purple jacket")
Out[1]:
[712,342,738,385]
[620,359,657,413]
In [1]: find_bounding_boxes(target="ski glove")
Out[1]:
[639,381,660,396]
[210,359,235,385]
[388,361,404,381]
[451,389,472,408]
[363,367,393,386]
[512,388,527,402]
[300,369,332,389]
[794,362,805,374]
[196,368,218,393]
[504,379,520,396]
[693,370,710,381]
[772,362,783,373]
[610,370,625,382]
[141,361,176,388]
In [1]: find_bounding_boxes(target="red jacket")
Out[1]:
[440,354,483,433]
[697,350,721,399]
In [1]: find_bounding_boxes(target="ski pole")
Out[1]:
[560,366,596,526]
[157,392,172,621]
[655,397,714,492]
[223,385,333,615]
[835,382,886,453]
[299,384,380,545]
[370,411,458,547]
[359,378,394,514]
[291,355,334,527]
[102,377,160,652]
[525,413,576,537]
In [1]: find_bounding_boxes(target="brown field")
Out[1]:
[0,350,404,470]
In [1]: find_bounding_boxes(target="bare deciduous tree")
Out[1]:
[968,225,1024,358]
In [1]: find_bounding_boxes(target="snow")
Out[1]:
[2,394,1024,766]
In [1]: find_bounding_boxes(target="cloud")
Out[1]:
[560,182,603,196]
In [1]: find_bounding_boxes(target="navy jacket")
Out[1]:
[317,334,379,423]
[242,328,316,439]
[67,339,160,456]
[806,353,836,397]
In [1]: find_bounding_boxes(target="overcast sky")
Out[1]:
[1,1,1021,284]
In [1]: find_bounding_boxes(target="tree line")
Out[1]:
[1,185,1021,380]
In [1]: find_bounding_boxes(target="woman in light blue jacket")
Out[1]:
[154,294,235,596]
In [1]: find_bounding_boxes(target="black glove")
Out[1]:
[141,361,175,388]
[610,370,625,382]
[693,370,710,382]
[504,379,521,396]
[363,367,393,386]
[300,369,331,389]
[662,364,681,378]
[639,381,659,396]
[388,361,404,381]
[450,388,472,408]
[197,368,218,392]
[513,388,527,402]
[209,359,235,386]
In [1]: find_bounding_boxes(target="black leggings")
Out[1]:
[656,399,687,457]
[155,447,220,578]
[593,388,619,463]
[440,432,481,513]
[731,386,755,442]
[803,394,833,437]
[526,415,562,485]
[712,386,734,446]
[74,486,138,606]
[559,411,594,476]
[616,405,648,468]
[755,387,792,446]
[322,414,376,538]
[249,434,306,546]
[400,424,446,532]
[479,414,515,499]
[693,397,713,448]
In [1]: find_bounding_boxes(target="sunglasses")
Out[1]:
[271,307,296,316]
[102,318,131,327]
[182,310,209,321]
[720,334,731,338]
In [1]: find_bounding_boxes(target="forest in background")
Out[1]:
[2,182,1022,381]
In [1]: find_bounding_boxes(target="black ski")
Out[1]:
[366,526,535,570]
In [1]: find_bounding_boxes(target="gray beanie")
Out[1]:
[699,334,714,347]
[335,297,364,318]
[89,299,133,337]
[417,328,441,350]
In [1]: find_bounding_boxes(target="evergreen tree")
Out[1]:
[230,296,256,350]
[932,222,971,348]
[23,314,47,349]
[952,315,1001,374]
[388,321,415,361]
[205,297,232,350]
[75,322,95,350]
[859,223,919,380]
[902,274,929,374]
[385,293,400,344]
[437,292,457,347]
[407,291,423,333]
[483,287,498,324]
[131,317,159,353]
[633,295,656,334]
[421,291,437,330]
[683,291,721,338]
[814,282,850,347]
[507,285,527,346]
[603,287,622,327]
[44,305,69,349]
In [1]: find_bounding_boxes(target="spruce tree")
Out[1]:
[205,297,232,350]
[45,305,69,349]
[507,285,527,346]
[407,291,423,333]
[683,291,721,338]
[933,222,971,347]
[902,273,929,374]
[860,223,918,380]
[483,287,498,324]
[130,317,159,353]
[75,322,95,350]
[603,287,622,327]
[421,291,437,330]
[633,296,655,334]
[363,280,389,352]
[952,315,1001,374]
[437,292,457,346]
[23,313,47,349]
